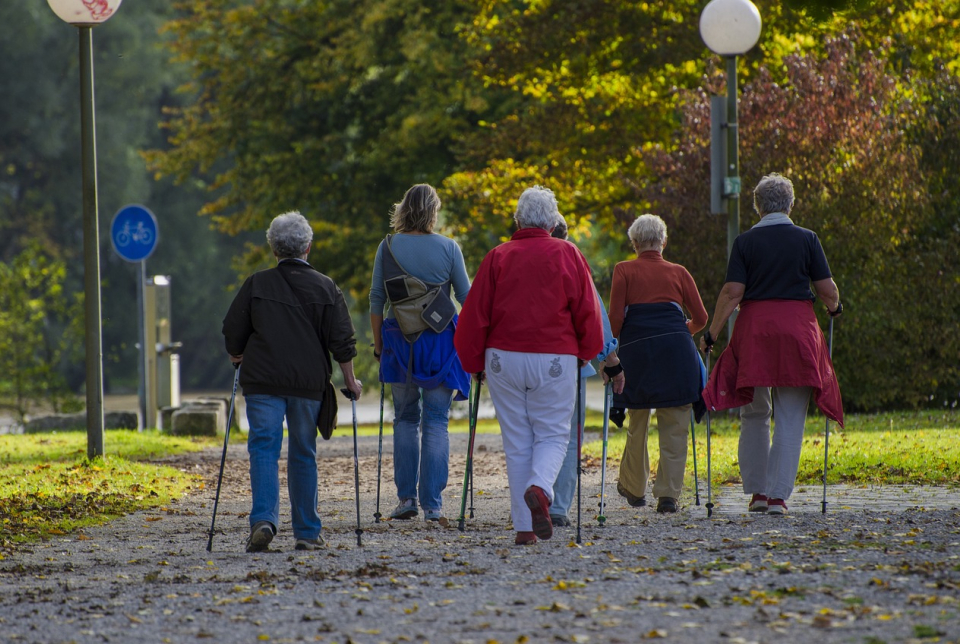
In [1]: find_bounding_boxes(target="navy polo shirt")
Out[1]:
[725,223,832,301]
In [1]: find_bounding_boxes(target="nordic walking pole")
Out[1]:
[704,350,714,518]
[458,375,482,531]
[373,382,385,523]
[468,384,476,519]
[341,387,363,546]
[690,409,701,506]
[206,364,240,552]
[576,369,584,545]
[598,380,611,526]
[821,316,835,515]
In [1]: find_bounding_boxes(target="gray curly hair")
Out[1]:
[266,211,313,259]
[515,185,561,231]
[753,173,795,216]
[628,214,667,248]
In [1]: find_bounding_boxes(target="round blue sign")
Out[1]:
[110,204,158,262]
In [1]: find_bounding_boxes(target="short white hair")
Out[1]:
[753,173,795,215]
[266,211,312,258]
[628,214,667,247]
[514,186,560,231]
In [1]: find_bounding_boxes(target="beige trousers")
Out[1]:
[618,404,691,500]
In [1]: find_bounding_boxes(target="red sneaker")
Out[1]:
[523,485,553,541]
[515,531,537,546]
[766,498,788,515]
[748,494,768,512]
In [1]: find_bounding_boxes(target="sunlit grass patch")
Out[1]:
[583,409,960,488]
[0,430,219,546]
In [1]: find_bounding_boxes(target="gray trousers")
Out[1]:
[738,386,813,501]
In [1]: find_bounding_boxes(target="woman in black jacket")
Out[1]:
[223,211,361,552]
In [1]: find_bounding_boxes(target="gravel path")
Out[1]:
[2,431,959,644]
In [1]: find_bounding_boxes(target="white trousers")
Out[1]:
[484,348,576,531]
[739,386,813,501]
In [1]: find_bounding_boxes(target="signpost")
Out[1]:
[110,205,158,429]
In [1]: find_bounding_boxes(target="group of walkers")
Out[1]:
[222,173,844,552]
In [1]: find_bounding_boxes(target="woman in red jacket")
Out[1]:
[701,173,843,515]
[455,186,603,545]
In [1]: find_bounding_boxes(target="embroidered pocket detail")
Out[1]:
[549,357,563,378]
[491,352,502,374]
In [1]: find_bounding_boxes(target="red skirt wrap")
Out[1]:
[702,299,843,428]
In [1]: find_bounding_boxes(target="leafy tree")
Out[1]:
[0,243,83,421]
[0,1,245,392]
[639,32,957,409]
[146,0,493,296]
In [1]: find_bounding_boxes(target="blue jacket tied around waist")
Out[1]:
[613,302,705,410]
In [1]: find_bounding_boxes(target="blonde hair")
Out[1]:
[390,184,440,233]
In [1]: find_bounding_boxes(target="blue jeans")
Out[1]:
[245,394,322,540]
[391,383,454,511]
[551,374,588,518]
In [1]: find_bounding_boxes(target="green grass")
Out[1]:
[0,430,219,548]
[3,409,958,550]
[582,409,960,489]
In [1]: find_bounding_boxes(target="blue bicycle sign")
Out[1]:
[111,205,158,262]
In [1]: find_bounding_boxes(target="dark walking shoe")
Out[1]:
[389,498,418,520]
[656,497,678,513]
[609,407,626,428]
[295,536,325,550]
[748,493,768,513]
[550,514,571,527]
[617,482,646,507]
[245,521,274,553]
[515,531,538,546]
[523,485,553,541]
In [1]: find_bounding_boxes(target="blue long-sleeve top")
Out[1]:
[584,286,618,378]
[369,233,471,316]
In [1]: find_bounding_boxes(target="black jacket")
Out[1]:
[222,260,357,401]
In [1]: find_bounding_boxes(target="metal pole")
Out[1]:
[137,261,147,430]
[726,54,741,342]
[80,25,104,458]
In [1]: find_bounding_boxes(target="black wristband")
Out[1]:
[603,363,623,377]
[704,330,715,347]
[373,349,381,358]
[828,300,843,317]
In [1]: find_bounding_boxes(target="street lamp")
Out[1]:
[700,0,760,339]
[46,0,124,458]
[700,0,761,259]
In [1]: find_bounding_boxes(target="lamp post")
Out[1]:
[47,0,124,458]
[700,0,761,339]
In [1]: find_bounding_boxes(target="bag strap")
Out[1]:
[383,234,452,294]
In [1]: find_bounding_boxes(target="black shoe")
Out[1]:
[245,521,275,553]
[656,497,678,513]
[617,482,646,507]
[550,514,571,527]
[609,407,626,428]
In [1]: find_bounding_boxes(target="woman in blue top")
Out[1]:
[549,218,624,527]
[370,184,471,522]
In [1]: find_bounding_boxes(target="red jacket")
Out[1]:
[454,228,603,374]
[702,299,843,427]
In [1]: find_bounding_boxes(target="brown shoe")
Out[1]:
[515,531,537,546]
[617,482,646,507]
[523,485,553,541]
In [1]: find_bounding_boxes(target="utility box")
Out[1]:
[144,276,182,429]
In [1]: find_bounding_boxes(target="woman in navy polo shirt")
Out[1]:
[700,173,844,515]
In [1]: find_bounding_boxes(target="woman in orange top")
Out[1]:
[610,214,708,514]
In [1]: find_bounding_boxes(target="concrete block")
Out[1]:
[171,408,224,437]
[105,411,140,431]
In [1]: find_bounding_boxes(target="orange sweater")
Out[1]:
[608,251,708,338]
